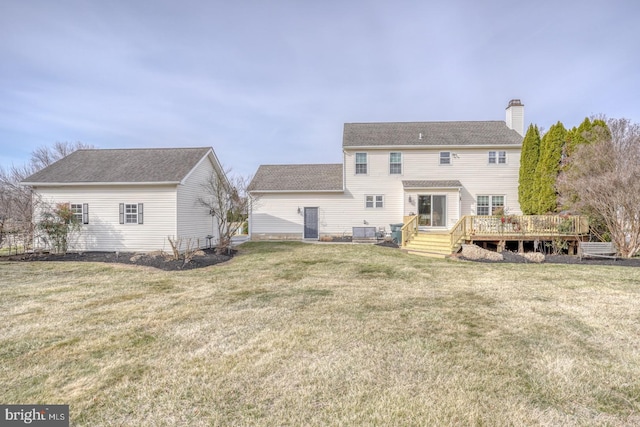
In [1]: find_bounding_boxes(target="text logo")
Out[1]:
[1,405,68,426]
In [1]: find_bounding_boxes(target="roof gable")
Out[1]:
[249,164,343,192]
[343,121,522,147]
[22,147,213,185]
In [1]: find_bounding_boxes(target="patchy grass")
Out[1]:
[1,242,640,426]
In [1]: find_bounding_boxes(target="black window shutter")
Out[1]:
[119,203,124,224]
[138,203,144,224]
[83,203,89,224]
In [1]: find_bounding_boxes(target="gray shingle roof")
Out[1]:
[249,164,343,192]
[343,121,522,147]
[21,147,213,184]
[403,180,463,188]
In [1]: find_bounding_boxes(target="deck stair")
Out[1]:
[403,232,455,258]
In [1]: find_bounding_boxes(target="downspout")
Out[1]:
[458,188,462,223]
[248,195,253,240]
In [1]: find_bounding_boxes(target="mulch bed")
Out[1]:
[4,246,638,270]
[462,251,640,267]
[2,248,234,271]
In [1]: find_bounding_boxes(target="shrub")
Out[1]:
[37,203,80,254]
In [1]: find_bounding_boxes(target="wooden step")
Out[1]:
[404,249,449,259]
[403,232,455,257]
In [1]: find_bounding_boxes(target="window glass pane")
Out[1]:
[491,196,504,214]
[440,152,450,164]
[365,195,373,208]
[477,196,489,215]
[356,153,367,174]
[375,195,383,208]
[488,151,496,163]
[389,152,401,174]
[71,204,83,222]
[432,195,446,226]
[498,151,507,163]
[125,204,138,223]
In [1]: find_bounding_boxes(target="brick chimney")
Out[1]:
[505,99,524,136]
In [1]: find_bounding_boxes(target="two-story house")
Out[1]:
[248,100,525,240]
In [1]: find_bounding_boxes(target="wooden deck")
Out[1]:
[402,214,589,256]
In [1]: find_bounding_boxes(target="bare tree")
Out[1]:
[198,167,253,254]
[557,118,640,257]
[0,164,38,252]
[1,141,93,252]
[30,141,94,170]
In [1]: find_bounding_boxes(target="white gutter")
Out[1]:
[21,181,181,186]
[249,190,345,194]
[343,144,521,150]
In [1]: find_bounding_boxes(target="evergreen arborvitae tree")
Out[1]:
[518,124,541,214]
[590,118,611,141]
[534,121,567,213]
[566,118,595,157]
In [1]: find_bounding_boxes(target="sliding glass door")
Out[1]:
[418,195,446,227]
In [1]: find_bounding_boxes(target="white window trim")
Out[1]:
[476,195,505,215]
[389,152,402,175]
[355,152,368,175]
[488,151,507,165]
[125,203,138,224]
[70,203,89,224]
[120,203,144,225]
[498,151,507,164]
[365,195,384,209]
[439,151,451,165]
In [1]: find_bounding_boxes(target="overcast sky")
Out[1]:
[1,0,638,177]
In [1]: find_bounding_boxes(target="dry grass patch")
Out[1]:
[1,242,640,425]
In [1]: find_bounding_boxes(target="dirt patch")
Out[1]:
[319,235,399,248]
[2,248,234,271]
[376,241,400,249]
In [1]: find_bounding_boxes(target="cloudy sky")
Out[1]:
[1,0,638,177]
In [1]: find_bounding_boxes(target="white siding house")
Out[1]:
[249,100,525,240]
[22,147,228,252]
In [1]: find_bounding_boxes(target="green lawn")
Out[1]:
[1,242,639,426]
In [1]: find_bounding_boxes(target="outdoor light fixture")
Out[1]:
[297,207,302,215]
[408,196,413,203]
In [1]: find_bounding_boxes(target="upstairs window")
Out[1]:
[489,151,507,164]
[355,153,367,174]
[499,151,506,164]
[439,151,451,165]
[389,152,402,174]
